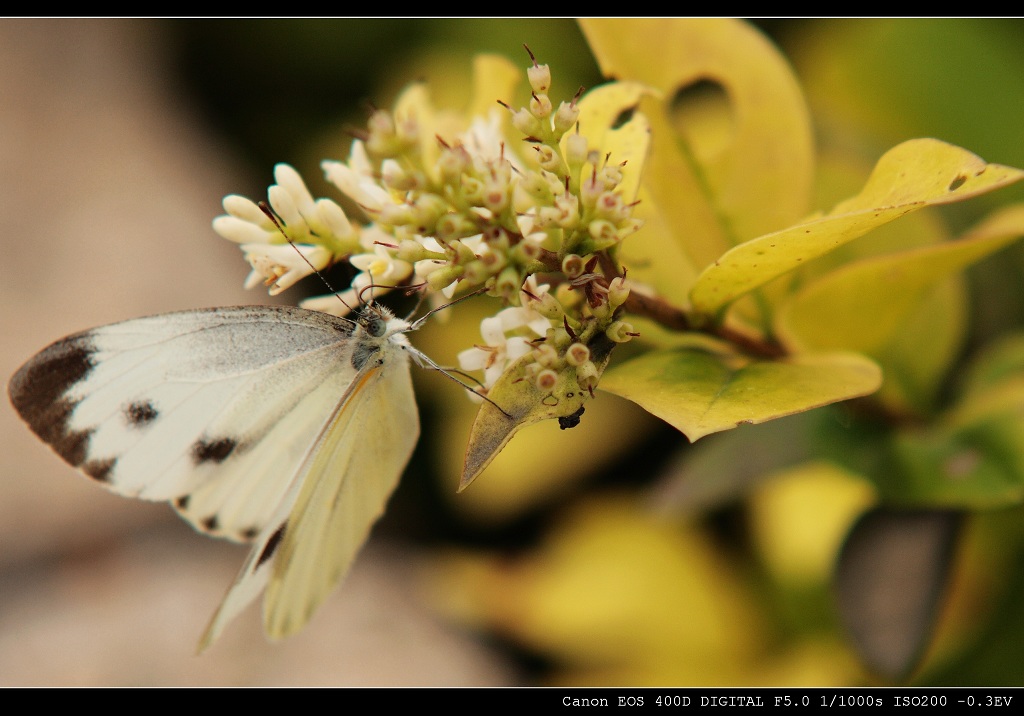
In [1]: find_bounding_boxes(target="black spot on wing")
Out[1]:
[257,524,286,568]
[82,457,116,482]
[124,400,158,427]
[240,526,260,541]
[9,340,95,421]
[46,408,93,467]
[8,339,97,467]
[201,514,219,533]
[192,437,237,465]
[174,495,190,510]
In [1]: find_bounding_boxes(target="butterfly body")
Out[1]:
[9,304,420,648]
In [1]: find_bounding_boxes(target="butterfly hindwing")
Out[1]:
[265,343,418,638]
[198,315,418,647]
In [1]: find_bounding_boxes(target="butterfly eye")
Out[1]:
[364,316,387,337]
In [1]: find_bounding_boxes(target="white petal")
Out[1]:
[268,185,303,229]
[457,347,489,372]
[299,292,356,316]
[322,161,388,213]
[479,316,505,346]
[213,215,273,244]
[347,140,372,176]
[506,336,533,363]
[222,194,270,225]
[418,236,445,253]
[274,164,317,218]
[315,199,353,239]
[413,259,445,279]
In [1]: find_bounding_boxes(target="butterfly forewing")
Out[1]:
[9,306,361,540]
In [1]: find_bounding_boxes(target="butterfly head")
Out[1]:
[353,303,413,343]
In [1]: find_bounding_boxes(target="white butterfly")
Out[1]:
[8,302,431,650]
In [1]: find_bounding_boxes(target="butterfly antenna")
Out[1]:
[406,346,512,419]
[354,279,507,415]
[258,201,357,318]
[408,285,490,331]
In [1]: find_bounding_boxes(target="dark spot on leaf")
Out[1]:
[257,524,286,568]
[670,78,734,153]
[192,437,237,465]
[948,175,967,191]
[124,400,158,427]
[943,449,980,480]
[588,330,617,364]
[610,105,636,130]
[558,406,585,430]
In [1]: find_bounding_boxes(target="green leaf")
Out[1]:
[690,139,1024,317]
[580,17,815,292]
[883,361,1024,508]
[960,332,1024,395]
[776,203,1024,413]
[889,414,1024,508]
[599,345,881,442]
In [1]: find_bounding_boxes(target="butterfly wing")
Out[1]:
[8,305,363,542]
[199,330,418,648]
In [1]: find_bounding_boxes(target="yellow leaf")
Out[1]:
[749,462,875,585]
[428,495,766,670]
[566,80,652,203]
[600,347,881,442]
[691,139,1024,316]
[467,53,522,119]
[580,18,815,276]
[776,203,1024,412]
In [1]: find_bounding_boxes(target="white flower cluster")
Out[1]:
[457,277,554,394]
[213,55,642,403]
